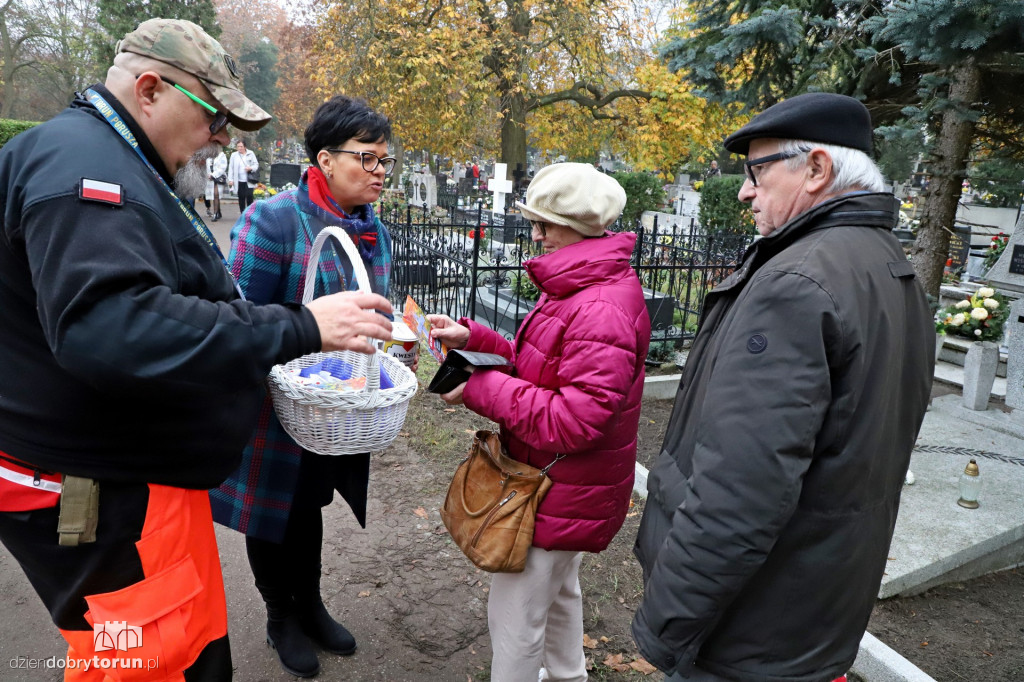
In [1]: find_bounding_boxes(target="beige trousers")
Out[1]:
[487,547,588,682]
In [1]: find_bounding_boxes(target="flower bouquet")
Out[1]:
[935,287,1009,342]
[983,232,1009,271]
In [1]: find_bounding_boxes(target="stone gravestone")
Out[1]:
[987,218,1024,294]
[947,225,971,275]
[490,163,514,214]
[963,341,999,411]
[269,163,301,188]
[1006,298,1024,410]
[410,172,437,208]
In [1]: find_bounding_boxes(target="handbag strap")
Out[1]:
[304,226,381,391]
[540,453,566,475]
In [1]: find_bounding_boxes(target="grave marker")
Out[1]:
[490,163,514,214]
[986,218,1024,293]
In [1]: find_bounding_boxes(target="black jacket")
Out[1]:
[0,87,320,488]
[632,193,934,681]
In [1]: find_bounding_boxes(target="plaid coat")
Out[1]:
[210,172,391,542]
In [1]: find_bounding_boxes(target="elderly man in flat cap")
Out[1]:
[0,18,392,680]
[631,93,934,681]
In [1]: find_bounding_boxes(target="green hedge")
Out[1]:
[698,174,754,234]
[0,119,41,150]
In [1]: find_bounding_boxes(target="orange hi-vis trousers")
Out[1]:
[0,481,230,681]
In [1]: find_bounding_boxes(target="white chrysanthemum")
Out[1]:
[975,329,983,336]
[977,287,995,298]
[984,298,1000,309]
[971,307,989,320]
[951,313,966,326]
[955,300,971,309]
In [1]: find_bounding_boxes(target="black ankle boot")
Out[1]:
[256,581,321,677]
[296,599,356,656]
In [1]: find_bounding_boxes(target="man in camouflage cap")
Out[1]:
[116,18,270,132]
[0,18,393,681]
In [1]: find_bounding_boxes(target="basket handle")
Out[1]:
[304,226,381,391]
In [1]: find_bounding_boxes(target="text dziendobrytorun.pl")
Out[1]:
[9,655,160,672]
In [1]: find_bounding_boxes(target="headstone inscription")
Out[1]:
[948,225,971,273]
[1009,244,1024,275]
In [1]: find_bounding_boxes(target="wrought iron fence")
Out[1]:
[381,202,754,354]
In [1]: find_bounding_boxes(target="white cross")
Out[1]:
[490,163,514,214]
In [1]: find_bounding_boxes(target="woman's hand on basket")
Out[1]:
[427,314,470,350]
[307,292,393,354]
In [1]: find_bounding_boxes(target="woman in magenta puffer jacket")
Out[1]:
[429,163,650,682]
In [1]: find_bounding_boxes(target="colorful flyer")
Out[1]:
[402,295,447,363]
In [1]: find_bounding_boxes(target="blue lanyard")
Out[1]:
[84,89,245,300]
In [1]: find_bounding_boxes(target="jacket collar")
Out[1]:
[74,84,175,187]
[525,231,637,298]
[716,192,899,293]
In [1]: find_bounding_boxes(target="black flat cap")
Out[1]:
[724,93,873,156]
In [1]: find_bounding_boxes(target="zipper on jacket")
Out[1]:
[470,490,517,548]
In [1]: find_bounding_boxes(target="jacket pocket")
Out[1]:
[83,555,203,680]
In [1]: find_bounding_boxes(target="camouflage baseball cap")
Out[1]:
[116,18,271,132]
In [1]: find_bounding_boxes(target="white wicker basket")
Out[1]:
[268,227,417,455]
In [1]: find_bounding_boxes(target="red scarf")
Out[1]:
[306,166,377,248]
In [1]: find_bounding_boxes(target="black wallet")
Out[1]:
[427,350,511,393]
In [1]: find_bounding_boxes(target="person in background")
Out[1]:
[228,137,258,211]
[631,93,934,682]
[205,145,227,221]
[704,159,722,179]
[211,94,396,678]
[0,19,392,681]
[429,162,650,682]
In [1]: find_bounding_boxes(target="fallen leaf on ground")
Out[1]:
[357,590,371,598]
[399,431,410,437]
[600,636,609,643]
[603,653,630,672]
[464,429,475,434]
[630,657,658,674]
[444,408,456,413]
[582,633,598,649]
[413,506,428,518]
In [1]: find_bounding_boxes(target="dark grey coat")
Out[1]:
[632,192,934,681]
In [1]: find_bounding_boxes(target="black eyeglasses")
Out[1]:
[324,149,397,175]
[743,151,800,187]
[158,76,229,135]
[529,220,549,237]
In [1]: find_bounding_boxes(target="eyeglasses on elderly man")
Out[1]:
[743,151,800,187]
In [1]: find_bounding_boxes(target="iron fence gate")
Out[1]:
[381,203,754,357]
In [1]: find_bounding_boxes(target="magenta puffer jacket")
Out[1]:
[460,231,650,552]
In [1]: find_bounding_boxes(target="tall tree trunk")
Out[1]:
[389,134,405,188]
[910,57,981,300]
[494,0,529,173]
[499,89,527,173]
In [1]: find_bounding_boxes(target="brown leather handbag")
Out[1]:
[440,430,558,573]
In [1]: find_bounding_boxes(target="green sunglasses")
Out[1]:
[158,76,229,135]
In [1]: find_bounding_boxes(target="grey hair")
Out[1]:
[777,139,885,194]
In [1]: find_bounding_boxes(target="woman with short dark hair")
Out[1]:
[211,95,395,678]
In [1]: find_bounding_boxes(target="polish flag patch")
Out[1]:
[80,178,124,205]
